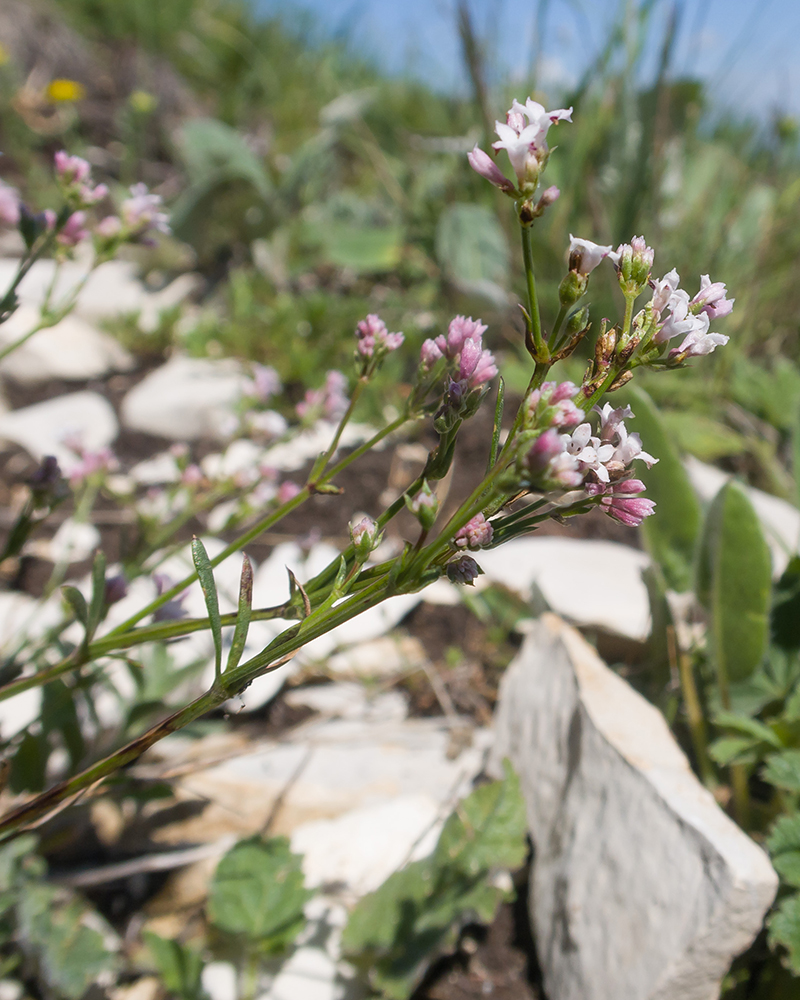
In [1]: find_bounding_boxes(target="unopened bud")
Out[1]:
[611,236,654,293]
[405,481,439,531]
[558,270,588,308]
[566,306,589,336]
[447,554,483,586]
[350,515,382,558]
[454,513,493,550]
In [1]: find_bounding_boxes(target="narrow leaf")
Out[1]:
[86,549,107,641]
[61,586,88,629]
[191,537,222,680]
[226,555,253,674]
[488,377,505,471]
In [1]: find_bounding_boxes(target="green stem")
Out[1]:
[520,224,548,361]
[548,305,568,351]
[309,376,367,482]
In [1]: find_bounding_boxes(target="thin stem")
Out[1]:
[672,628,714,786]
[308,376,367,482]
[548,304,568,351]
[520,224,548,361]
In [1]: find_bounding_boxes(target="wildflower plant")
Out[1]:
[0,100,736,835]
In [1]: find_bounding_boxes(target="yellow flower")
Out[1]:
[129,90,157,115]
[46,79,87,103]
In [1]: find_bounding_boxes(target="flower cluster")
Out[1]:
[296,370,349,422]
[651,269,732,359]
[355,314,404,359]
[469,98,572,197]
[454,513,493,550]
[54,151,108,207]
[421,316,497,390]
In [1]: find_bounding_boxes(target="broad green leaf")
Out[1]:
[768,812,800,855]
[435,203,509,304]
[191,537,222,680]
[621,387,701,591]
[178,118,271,196]
[708,736,760,767]
[10,732,48,793]
[698,482,772,688]
[226,554,253,674]
[713,711,783,748]
[659,411,747,463]
[42,680,84,769]
[763,751,800,792]
[144,932,206,1000]
[320,224,404,273]
[769,892,800,973]
[207,836,310,949]
[772,557,800,652]
[434,759,527,876]
[16,883,116,999]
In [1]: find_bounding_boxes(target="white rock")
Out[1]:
[129,451,181,485]
[0,592,37,651]
[201,963,238,1000]
[285,683,407,723]
[686,457,800,575]
[490,614,778,1000]
[120,355,250,440]
[0,305,134,383]
[28,518,100,564]
[261,421,377,473]
[292,795,440,897]
[477,537,651,641]
[326,636,425,680]
[0,686,42,740]
[0,391,118,471]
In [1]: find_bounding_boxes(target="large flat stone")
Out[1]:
[0,390,118,472]
[490,614,778,1000]
[120,355,249,440]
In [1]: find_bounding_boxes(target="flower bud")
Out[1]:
[610,236,654,294]
[405,481,439,531]
[454,513,493,550]
[558,270,588,308]
[447,554,483,586]
[350,515,382,558]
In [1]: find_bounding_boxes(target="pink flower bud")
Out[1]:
[467,146,516,194]
[454,513,494,550]
[57,211,88,247]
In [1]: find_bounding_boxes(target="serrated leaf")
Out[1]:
[207,836,310,948]
[61,585,88,629]
[769,892,800,972]
[226,555,253,674]
[434,760,527,876]
[763,751,800,792]
[16,883,116,999]
[698,482,772,689]
[621,387,702,591]
[191,537,222,680]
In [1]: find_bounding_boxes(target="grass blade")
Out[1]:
[488,377,505,472]
[191,537,222,680]
[226,555,253,674]
[87,550,107,642]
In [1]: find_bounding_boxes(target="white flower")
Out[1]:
[651,268,681,313]
[569,235,613,275]
[673,326,730,358]
[491,98,572,188]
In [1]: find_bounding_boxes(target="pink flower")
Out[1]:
[650,269,681,313]
[454,513,494,550]
[672,324,730,359]
[435,315,487,359]
[296,370,349,421]
[250,363,281,400]
[467,145,516,194]
[539,185,560,207]
[457,337,497,388]
[568,235,613,275]
[491,98,572,189]
[588,479,656,527]
[121,183,170,237]
[277,481,301,504]
[95,215,122,239]
[0,181,20,227]
[57,211,88,247]
[420,338,444,370]
[355,313,404,358]
[526,381,584,429]
[54,151,91,184]
[690,274,734,319]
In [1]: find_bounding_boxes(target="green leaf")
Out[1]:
[434,760,528,876]
[10,731,48,793]
[191,537,222,680]
[621,387,702,591]
[772,556,800,652]
[698,482,772,688]
[659,412,747,463]
[708,736,760,767]
[87,549,107,641]
[207,836,310,949]
[435,203,509,305]
[61,585,88,629]
[713,711,783,748]
[226,554,253,674]
[144,932,207,1000]
[16,883,116,999]
[769,892,800,972]
[319,223,405,273]
[768,812,800,855]
[763,750,800,792]
[773,852,800,889]
[42,680,84,769]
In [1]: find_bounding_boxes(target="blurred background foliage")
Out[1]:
[0,0,799,492]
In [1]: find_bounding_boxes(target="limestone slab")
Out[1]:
[490,614,778,1000]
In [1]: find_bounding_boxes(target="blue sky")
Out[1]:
[256,0,800,118]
